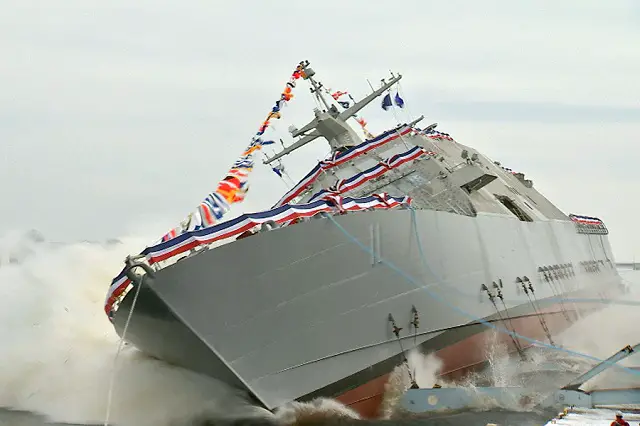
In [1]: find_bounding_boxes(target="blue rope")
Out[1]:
[326,213,640,378]
[405,207,635,308]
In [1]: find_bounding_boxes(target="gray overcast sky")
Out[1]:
[1,0,639,260]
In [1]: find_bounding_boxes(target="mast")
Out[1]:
[263,63,403,165]
[307,74,332,111]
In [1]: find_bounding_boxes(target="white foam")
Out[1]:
[273,397,360,425]
[0,232,257,426]
[380,349,445,418]
[378,270,640,419]
[552,270,640,391]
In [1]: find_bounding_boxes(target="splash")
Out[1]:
[555,272,640,357]
[180,398,360,426]
[379,349,445,418]
[482,331,515,388]
[272,398,360,425]
[0,231,258,426]
[552,270,640,392]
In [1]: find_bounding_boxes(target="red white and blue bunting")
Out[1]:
[569,214,604,226]
[273,124,413,207]
[569,214,608,235]
[159,61,309,243]
[308,145,436,202]
[104,192,412,319]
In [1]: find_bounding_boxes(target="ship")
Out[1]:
[103,61,624,418]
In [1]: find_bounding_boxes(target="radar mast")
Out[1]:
[263,63,403,165]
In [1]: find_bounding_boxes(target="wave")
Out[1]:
[0,231,266,426]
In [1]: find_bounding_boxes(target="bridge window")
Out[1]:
[495,195,533,222]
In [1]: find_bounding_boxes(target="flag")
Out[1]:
[272,162,285,178]
[331,90,348,100]
[381,93,392,110]
[157,61,309,243]
[394,92,405,108]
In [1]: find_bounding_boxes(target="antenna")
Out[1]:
[307,73,332,111]
[366,79,375,92]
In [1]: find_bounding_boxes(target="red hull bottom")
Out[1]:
[335,310,577,419]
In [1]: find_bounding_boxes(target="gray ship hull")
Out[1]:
[113,207,621,417]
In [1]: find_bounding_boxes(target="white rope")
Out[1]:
[388,90,403,125]
[396,82,415,124]
[381,84,412,150]
[103,271,146,426]
[281,169,296,187]
[394,126,412,150]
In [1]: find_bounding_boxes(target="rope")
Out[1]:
[411,306,419,346]
[598,234,612,264]
[395,82,415,124]
[385,85,410,149]
[478,283,526,359]
[325,212,640,378]
[410,306,419,382]
[494,289,528,359]
[393,126,411,150]
[546,271,572,321]
[401,207,634,309]
[103,273,146,426]
[388,314,416,385]
[521,281,555,345]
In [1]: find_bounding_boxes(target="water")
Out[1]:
[0,232,268,426]
[1,231,639,425]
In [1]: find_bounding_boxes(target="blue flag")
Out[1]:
[381,93,393,110]
[394,92,405,108]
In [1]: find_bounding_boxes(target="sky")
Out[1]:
[1,0,639,260]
